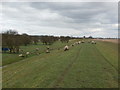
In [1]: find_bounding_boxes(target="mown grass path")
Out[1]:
[2,42,118,88]
[54,43,118,88]
[53,46,83,88]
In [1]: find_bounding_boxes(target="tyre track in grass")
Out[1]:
[3,44,81,87]
[2,49,67,83]
[53,45,83,88]
[94,44,118,71]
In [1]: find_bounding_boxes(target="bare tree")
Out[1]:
[2,30,21,53]
[60,36,71,43]
[21,33,31,46]
[40,35,57,45]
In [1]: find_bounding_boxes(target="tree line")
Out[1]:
[2,30,72,53]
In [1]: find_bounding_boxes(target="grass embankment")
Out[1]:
[2,39,79,66]
[2,41,118,88]
[95,41,118,70]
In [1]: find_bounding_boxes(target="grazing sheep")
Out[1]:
[76,42,78,44]
[91,41,96,44]
[46,50,50,53]
[19,54,25,57]
[77,41,81,44]
[26,52,30,56]
[26,52,30,55]
[81,40,85,43]
[79,41,81,43]
[64,45,69,51]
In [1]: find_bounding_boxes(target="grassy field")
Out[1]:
[2,39,118,88]
[2,39,79,66]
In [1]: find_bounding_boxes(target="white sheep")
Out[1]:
[91,41,96,44]
[78,41,81,44]
[77,42,80,44]
[26,52,30,55]
[46,50,50,53]
[19,54,24,57]
[64,45,69,51]
[81,40,85,43]
[26,52,30,57]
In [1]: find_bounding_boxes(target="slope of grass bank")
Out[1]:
[95,41,118,70]
[3,44,82,88]
[2,41,118,88]
[2,39,79,66]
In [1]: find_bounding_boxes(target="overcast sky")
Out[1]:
[0,2,118,38]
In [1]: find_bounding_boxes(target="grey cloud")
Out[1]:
[1,2,118,38]
[30,2,117,23]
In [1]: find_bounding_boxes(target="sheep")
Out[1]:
[46,50,50,53]
[81,40,85,43]
[78,41,81,44]
[26,52,30,55]
[19,54,25,57]
[77,41,81,44]
[19,52,30,57]
[45,46,50,53]
[91,41,96,44]
[26,52,30,56]
[75,42,78,44]
[64,45,69,51]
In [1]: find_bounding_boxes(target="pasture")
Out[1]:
[2,39,118,88]
[2,39,79,66]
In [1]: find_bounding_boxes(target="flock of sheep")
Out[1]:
[63,40,85,51]
[19,40,96,57]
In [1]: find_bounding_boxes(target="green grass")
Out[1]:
[95,41,118,70]
[2,40,118,88]
[2,53,24,66]
[56,43,118,88]
[2,39,79,66]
